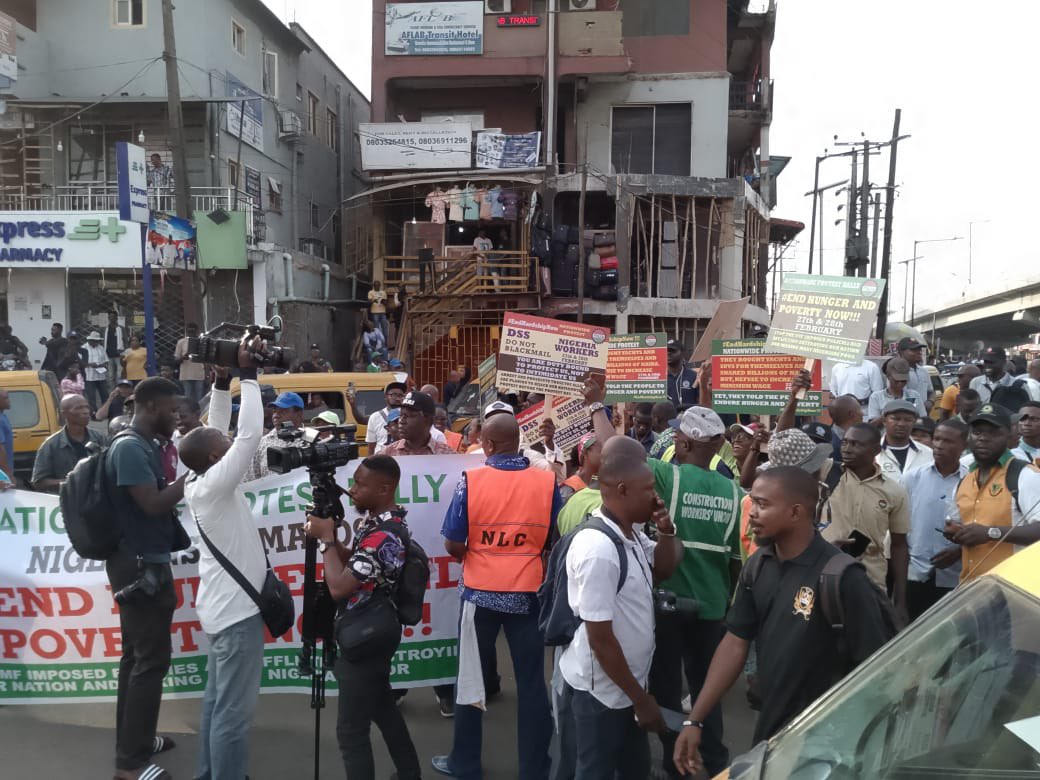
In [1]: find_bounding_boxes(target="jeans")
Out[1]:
[196,612,264,780]
[106,553,176,772]
[85,379,109,411]
[181,379,205,403]
[371,313,390,347]
[648,614,729,778]
[568,684,650,780]
[449,606,552,780]
[108,356,123,382]
[335,630,421,780]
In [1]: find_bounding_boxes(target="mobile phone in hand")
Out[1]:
[847,530,871,558]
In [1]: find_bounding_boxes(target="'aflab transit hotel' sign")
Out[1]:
[385,2,484,56]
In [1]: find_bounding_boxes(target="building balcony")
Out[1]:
[729,78,772,113]
[0,183,265,244]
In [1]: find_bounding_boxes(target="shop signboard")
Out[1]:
[475,131,541,169]
[385,2,484,56]
[115,142,149,225]
[0,11,16,81]
[360,122,472,170]
[0,212,141,268]
[226,71,264,152]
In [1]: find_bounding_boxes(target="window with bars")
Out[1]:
[610,104,692,176]
[113,0,144,27]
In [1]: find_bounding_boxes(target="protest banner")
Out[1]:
[605,333,667,403]
[766,275,886,364]
[496,312,610,398]
[0,455,479,704]
[516,396,591,456]
[690,298,750,363]
[477,353,497,418]
[711,339,823,415]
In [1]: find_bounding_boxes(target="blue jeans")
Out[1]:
[449,605,552,780]
[371,313,390,347]
[568,684,650,780]
[181,379,205,403]
[196,612,265,780]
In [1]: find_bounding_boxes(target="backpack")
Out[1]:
[537,515,629,647]
[378,520,429,626]
[59,429,142,560]
[990,381,1032,413]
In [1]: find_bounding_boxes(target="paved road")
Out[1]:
[0,645,758,778]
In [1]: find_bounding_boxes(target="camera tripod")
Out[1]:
[300,467,346,780]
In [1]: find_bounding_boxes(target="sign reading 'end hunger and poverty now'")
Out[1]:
[605,333,667,403]
[711,339,823,415]
[496,312,610,398]
[766,274,886,364]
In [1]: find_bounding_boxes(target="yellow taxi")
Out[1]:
[2,370,62,483]
[715,541,1040,778]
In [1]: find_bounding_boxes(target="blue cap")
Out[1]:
[269,391,304,409]
[388,358,404,369]
[386,408,401,422]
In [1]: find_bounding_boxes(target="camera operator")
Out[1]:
[303,456,422,780]
[105,376,188,780]
[177,335,268,780]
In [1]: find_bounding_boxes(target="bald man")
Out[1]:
[420,383,440,404]
[32,393,107,491]
[434,411,561,778]
[828,394,864,460]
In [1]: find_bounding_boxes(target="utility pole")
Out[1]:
[843,148,857,275]
[807,155,821,274]
[161,0,200,324]
[576,124,588,323]
[876,108,901,340]
[856,139,870,276]
[869,192,881,278]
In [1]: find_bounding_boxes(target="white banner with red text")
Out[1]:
[0,455,480,704]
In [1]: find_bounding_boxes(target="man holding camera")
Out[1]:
[585,381,742,779]
[303,455,423,780]
[177,336,268,780]
[105,376,188,780]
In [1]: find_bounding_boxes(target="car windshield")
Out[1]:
[447,382,478,416]
[757,577,1040,780]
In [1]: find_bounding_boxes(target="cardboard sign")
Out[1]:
[496,312,610,398]
[516,396,591,456]
[477,353,497,419]
[766,275,886,364]
[605,333,667,403]
[690,298,750,363]
[711,339,823,415]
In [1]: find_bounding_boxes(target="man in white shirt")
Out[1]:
[559,437,683,777]
[82,331,110,410]
[969,346,1015,403]
[174,323,207,402]
[878,400,934,484]
[830,358,885,414]
[177,337,267,780]
[866,358,925,423]
[896,337,934,410]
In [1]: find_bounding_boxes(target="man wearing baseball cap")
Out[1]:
[584,380,741,777]
[244,391,305,481]
[944,403,1040,583]
[866,358,925,423]
[666,340,699,409]
[877,399,934,484]
[363,380,447,452]
[896,337,933,410]
[969,347,1016,403]
[381,391,458,457]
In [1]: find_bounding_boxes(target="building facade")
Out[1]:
[0,0,369,369]
[357,0,779,384]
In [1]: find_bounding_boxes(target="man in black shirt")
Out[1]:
[674,466,890,775]
[39,323,68,373]
[31,394,106,492]
[666,340,699,409]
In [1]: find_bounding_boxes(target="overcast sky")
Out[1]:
[264,0,1029,323]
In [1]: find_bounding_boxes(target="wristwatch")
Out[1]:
[682,719,706,730]
[318,540,330,554]
[987,527,1003,541]
[589,402,605,416]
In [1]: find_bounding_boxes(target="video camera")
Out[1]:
[185,321,293,370]
[266,423,359,475]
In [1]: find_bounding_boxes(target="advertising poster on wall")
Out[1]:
[360,122,473,170]
[385,2,484,56]
[147,213,197,270]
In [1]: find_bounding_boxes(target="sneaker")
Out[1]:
[437,693,455,718]
[431,755,456,776]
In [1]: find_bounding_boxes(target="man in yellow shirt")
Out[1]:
[367,280,391,345]
[937,363,980,420]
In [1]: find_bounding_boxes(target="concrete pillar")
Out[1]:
[252,256,268,325]
[615,192,635,312]
[718,199,743,300]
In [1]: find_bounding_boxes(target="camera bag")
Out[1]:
[194,516,295,637]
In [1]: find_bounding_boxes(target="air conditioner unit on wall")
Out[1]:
[567,0,596,10]
[278,110,303,138]
[485,0,511,13]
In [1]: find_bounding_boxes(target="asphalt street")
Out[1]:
[0,643,757,779]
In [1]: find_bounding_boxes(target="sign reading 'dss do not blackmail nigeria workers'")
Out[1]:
[711,339,823,415]
[496,312,610,398]
[765,274,886,364]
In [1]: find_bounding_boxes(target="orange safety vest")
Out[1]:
[464,466,555,592]
[562,474,587,493]
[739,494,757,559]
[444,429,464,452]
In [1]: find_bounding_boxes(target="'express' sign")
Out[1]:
[0,213,139,269]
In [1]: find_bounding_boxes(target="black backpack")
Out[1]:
[378,520,429,626]
[59,429,142,560]
[537,516,629,647]
[990,382,1032,413]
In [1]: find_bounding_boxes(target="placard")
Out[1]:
[477,353,497,418]
[516,396,590,456]
[496,312,610,398]
[691,297,750,363]
[475,131,541,169]
[766,274,886,364]
[711,339,823,415]
[385,2,484,55]
[360,122,473,171]
[605,333,667,403]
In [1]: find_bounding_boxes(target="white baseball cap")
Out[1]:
[668,406,726,441]
[484,401,515,418]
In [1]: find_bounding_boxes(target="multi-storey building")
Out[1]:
[355,0,781,384]
[0,0,369,367]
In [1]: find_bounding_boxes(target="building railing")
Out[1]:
[0,184,264,243]
[383,251,538,296]
[729,79,772,112]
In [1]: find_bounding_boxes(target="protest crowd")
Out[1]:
[3,297,1040,780]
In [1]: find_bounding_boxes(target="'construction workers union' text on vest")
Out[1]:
[464,467,556,592]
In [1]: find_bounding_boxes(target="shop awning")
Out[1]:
[345,169,545,202]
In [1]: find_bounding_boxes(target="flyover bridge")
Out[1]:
[909,281,1040,354]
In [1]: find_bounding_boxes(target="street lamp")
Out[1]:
[908,236,964,323]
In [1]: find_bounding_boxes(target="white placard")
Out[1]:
[360,122,473,170]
